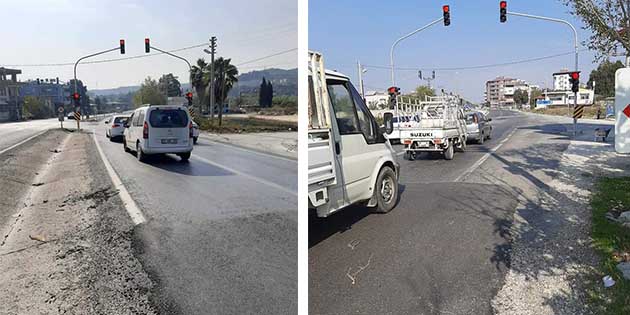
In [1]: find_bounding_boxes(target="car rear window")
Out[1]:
[149,109,188,128]
[113,117,128,124]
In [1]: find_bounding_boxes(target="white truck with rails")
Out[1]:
[308,51,400,217]
[397,94,468,160]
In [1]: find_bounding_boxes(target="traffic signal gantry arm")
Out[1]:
[389,5,450,86]
[73,40,126,102]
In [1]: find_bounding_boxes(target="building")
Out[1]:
[0,67,22,122]
[552,69,572,91]
[485,76,531,107]
[363,91,388,109]
[19,78,71,112]
[536,88,594,108]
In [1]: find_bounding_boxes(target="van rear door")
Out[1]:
[147,107,191,148]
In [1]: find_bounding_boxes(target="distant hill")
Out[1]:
[89,68,296,97]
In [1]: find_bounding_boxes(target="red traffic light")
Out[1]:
[120,39,125,54]
[570,72,579,80]
[145,38,149,44]
[120,39,125,45]
[72,92,80,100]
[145,38,150,53]
[443,5,449,12]
[388,86,399,95]
[186,92,193,98]
[500,1,507,9]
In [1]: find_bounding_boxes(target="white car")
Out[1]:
[192,121,200,144]
[105,115,130,141]
[122,105,194,162]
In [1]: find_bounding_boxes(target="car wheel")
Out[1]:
[179,152,191,162]
[478,132,485,144]
[193,137,198,145]
[444,143,454,160]
[123,137,130,152]
[486,130,492,140]
[136,142,146,162]
[373,166,398,213]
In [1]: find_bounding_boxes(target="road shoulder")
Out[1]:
[200,131,297,160]
[0,130,155,314]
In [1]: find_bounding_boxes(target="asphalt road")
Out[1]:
[308,109,562,315]
[90,119,297,314]
[0,118,61,152]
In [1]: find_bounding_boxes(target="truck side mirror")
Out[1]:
[383,112,394,135]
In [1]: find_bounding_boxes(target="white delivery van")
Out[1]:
[308,51,400,217]
[123,105,194,162]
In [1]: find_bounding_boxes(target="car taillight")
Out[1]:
[112,124,119,128]
[143,121,149,139]
[189,122,193,138]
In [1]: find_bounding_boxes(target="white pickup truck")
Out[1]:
[398,95,468,160]
[308,51,399,217]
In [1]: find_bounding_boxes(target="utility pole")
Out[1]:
[205,37,217,119]
[418,70,436,90]
[357,61,366,100]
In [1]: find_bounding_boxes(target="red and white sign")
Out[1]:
[624,104,630,119]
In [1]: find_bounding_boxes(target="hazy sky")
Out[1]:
[309,0,624,102]
[0,0,297,90]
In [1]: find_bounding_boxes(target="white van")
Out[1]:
[308,51,399,217]
[123,105,194,162]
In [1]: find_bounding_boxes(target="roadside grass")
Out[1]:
[587,177,630,314]
[196,116,297,133]
[530,106,604,119]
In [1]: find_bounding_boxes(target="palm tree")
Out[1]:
[190,58,208,111]
[210,58,239,124]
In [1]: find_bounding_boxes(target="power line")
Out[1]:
[0,43,208,67]
[236,48,297,66]
[363,48,590,72]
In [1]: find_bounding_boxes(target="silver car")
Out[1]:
[465,111,492,144]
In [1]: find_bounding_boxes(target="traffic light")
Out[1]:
[145,38,150,53]
[443,5,450,26]
[500,1,507,23]
[72,92,80,106]
[120,39,125,54]
[569,71,580,93]
[388,86,400,109]
[185,92,193,106]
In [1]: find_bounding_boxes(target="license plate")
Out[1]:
[417,142,429,148]
[161,139,177,144]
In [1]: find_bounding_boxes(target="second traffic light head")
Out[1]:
[500,1,507,23]
[443,5,450,26]
[570,71,580,93]
[120,39,125,54]
[145,38,150,53]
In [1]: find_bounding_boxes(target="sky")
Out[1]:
[0,0,297,90]
[309,0,624,103]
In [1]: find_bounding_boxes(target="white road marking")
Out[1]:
[192,154,297,196]
[0,129,49,156]
[396,150,405,156]
[92,130,146,225]
[455,128,518,182]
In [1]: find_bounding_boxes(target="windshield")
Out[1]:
[113,117,128,124]
[149,109,189,128]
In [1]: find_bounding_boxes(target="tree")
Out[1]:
[513,89,529,106]
[132,77,167,107]
[529,87,543,106]
[210,57,239,111]
[190,58,208,108]
[158,73,182,97]
[22,96,51,119]
[259,77,271,107]
[414,85,435,101]
[563,0,630,62]
[587,59,625,97]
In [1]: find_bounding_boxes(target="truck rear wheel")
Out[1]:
[444,143,454,160]
[374,166,398,213]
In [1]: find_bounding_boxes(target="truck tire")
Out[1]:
[179,152,191,162]
[444,143,454,160]
[373,166,398,213]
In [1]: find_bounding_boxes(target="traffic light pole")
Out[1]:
[507,11,579,137]
[389,17,444,86]
[148,46,192,71]
[73,46,120,131]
